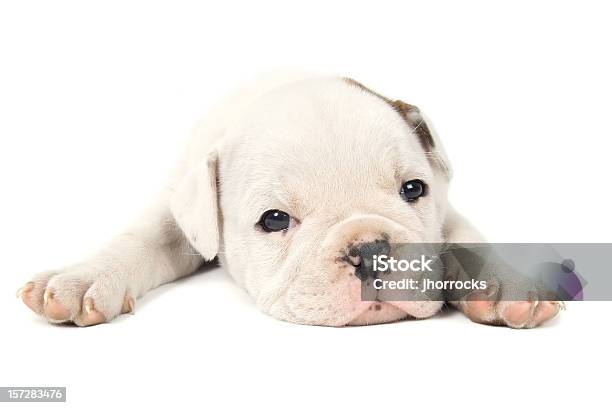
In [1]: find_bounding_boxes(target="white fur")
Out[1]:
[22,73,489,326]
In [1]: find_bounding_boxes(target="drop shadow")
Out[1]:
[127,258,223,312]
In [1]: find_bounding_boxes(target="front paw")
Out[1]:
[17,267,135,327]
[459,287,565,329]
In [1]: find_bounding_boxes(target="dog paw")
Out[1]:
[460,288,564,329]
[17,267,135,326]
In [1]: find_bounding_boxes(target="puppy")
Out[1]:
[17,73,563,328]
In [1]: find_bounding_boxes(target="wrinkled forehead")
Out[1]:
[221,78,432,214]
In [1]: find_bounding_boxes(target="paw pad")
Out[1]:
[18,270,136,327]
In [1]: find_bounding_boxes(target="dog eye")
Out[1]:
[259,210,295,232]
[400,179,427,202]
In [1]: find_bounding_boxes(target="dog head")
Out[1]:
[171,77,453,325]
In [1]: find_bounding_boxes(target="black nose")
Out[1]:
[347,239,391,281]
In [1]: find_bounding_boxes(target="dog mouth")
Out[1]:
[346,301,409,326]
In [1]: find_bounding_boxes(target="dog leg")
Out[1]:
[18,197,204,326]
[443,208,563,328]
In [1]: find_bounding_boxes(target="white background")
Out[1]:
[1,1,610,407]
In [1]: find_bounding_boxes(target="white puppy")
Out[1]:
[18,73,563,328]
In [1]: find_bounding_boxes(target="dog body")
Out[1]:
[18,74,562,328]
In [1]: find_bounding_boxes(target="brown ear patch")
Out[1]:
[344,78,435,151]
[388,99,435,149]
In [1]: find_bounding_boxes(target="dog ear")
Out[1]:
[389,100,452,178]
[170,149,220,260]
[344,78,452,178]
